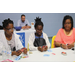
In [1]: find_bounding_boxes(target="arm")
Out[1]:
[54,41,61,47]
[12,34,27,56]
[54,29,62,47]
[67,42,74,49]
[26,19,30,26]
[54,29,69,49]
[37,33,50,52]
[12,48,27,56]
[25,20,31,29]
[44,33,50,49]
[28,33,38,50]
[55,41,67,49]
[17,35,27,54]
[38,46,48,52]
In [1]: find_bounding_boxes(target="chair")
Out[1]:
[51,35,56,48]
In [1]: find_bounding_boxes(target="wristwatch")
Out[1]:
[60,44,62,48]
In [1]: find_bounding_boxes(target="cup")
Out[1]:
[31,22,34,29]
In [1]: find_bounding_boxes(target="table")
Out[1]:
[0,29,35,48]
[7,47,75,62]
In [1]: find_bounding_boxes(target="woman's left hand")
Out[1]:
[67,44,73,49]
[23,48,27,54]
[43,46,48,51]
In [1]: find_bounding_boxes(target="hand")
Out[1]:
[38,46,48,52]
[12,50,22,56]
[38,46,43,52]
[23,48,27,54]
[12,51,16,56]
[62,44,67,49]
[22,26,26,29]
[26,26,31,29]
[67,44,73,49]
[43,46,48,51]
[16,50,22,56]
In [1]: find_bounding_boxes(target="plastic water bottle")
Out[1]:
[7,51,12,60]
[7,45,12,60]
[2,50,7,60]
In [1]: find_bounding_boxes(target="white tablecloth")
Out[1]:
[0,29,75,62]
[0,29,35,48]
[3,47,75,62]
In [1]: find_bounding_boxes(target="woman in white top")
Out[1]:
[28,17,50,52]
[0,18,27,56]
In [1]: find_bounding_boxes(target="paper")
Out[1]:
[44,54,50,56]
[16,56,22,60]
[47,49,52,52]
[29,51,32,54]
[52,53,56,55]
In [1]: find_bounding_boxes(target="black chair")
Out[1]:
[0,25,3,30]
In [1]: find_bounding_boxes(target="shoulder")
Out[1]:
[73,28,75,30]
[58,28,63,32]
[13,32,20,38]
[30,32,35,36]
[73,28,75,34]
[0,31,4,36]
[43,32,48,37]
[57,28,63,34]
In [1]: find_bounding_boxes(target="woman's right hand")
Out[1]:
[38,46,43,52]
[62,44,67,49]
[38,46,48,52]
[12,50,22,56]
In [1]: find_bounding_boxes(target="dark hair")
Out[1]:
[21,14,25,18]
[2,18,14,28]
[34,17,44,28]
[62,15,73,29]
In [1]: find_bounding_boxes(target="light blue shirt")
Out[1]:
[35,33,43,38]
[17,19,30,27]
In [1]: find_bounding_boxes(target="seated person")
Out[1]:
[28,17,50,52]
[54,15,75,49]
[17,14,31,29]
[0,18,27,56]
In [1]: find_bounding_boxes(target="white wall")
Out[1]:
[0,13,75,37]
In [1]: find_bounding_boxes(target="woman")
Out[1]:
[54,15,75,49]
[28,17,50,52]
[0,18,27,56]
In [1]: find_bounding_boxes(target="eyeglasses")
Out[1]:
[5,27,14,31]
[64,22,71,25]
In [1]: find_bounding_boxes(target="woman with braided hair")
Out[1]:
[0,18,27,56]
[28,17,50,52]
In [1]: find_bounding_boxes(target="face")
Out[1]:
[64,19,72,31]
[35,25,43,36]
[21,16,25,22]
[4,23,14,37]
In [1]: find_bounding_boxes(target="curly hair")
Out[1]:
[34,17,44,28]
[2,18,14,28]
